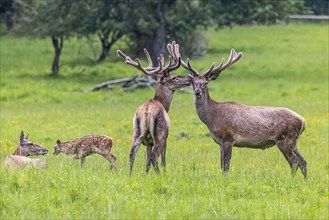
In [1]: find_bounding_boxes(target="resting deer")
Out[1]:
[117,41,191,175]
[53,135,116,169]
[169,44,307,178]
[4,156,47,168]
[4,131,48,168]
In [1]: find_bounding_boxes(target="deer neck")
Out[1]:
[153,83,173,112]
[13,146,26,156]
[194,87,215,125]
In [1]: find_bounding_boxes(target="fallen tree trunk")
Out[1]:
[85,75,193,93]
[84,75,156,93]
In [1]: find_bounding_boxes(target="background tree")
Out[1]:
[123,0,211,64]
[304,0,329,15]
[1,0,314,79]
[72,0,128,62]
[13,0,79,76]
[0,0,15,31]
[209,0,312,27]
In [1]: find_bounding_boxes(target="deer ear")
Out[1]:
[25,134,29,139]
[56,139,61,145]
[160,75,166,84]
[20,131,24,142]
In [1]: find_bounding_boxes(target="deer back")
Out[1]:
[134,99,170,143]
[4,155,47,168]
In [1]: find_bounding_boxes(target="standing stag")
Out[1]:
[117,42,191,175]
[169,44,307,178]
[4,131,48,168]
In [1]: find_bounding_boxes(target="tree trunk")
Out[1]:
[5,14,14,31]
[51,36,63,77]
[97,31,110,63]
[97,30,123,63]
[151,0,167,66]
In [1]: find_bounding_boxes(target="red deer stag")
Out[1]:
[53,135,116,169]
[169,44,307,179]
[4,131,48,168]
[117,41,191,175]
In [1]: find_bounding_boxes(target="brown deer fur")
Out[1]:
[13,131,48,156]
[169,45,307,178]
[4,131,48,169]
[54,135,116,169]
[4,155,47,168]
[117,41,191,175]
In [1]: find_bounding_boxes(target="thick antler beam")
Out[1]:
[117,41,183,76]
[205,48,243,80]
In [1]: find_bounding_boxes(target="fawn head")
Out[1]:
[53,140,62,155]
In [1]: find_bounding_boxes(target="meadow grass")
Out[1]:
[0,23,328,219]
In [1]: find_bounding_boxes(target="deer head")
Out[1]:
[13,131,48,156]
[167,43,243,98]
[53,140,62,155]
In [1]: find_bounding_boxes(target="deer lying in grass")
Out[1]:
[4,155,47,168]
[4,131,48,168]
[117,41,191,175]
[169,44,307,178]
[53,135,116,169]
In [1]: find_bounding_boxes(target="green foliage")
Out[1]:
[210,0,312,26]
[305,0,329,15]
[0,23,328,219]
[12,0,73,37]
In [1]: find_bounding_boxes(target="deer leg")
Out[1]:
[219,142,233,174]
[81,156,86,168]
[293,147,307,179]
[130,137,143,176]
[146,145,152,173]
[150,147,160,174]
[161,144,167,172]
[150,121,168,174]
[150,140,166,174]
[101,153,116,170]
[277,142,299,176]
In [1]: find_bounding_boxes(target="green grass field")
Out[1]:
[0,23,328,219]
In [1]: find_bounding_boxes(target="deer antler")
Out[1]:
[167,41,199,76]
[167,42,243,80]
[117,49,163,75]
[117,42,182,76]
[204,48,243,80]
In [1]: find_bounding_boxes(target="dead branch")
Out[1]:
[84,75,156,93]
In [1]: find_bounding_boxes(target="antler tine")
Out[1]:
[143,48,154,69]
[159,53,165,67]
[166,41,199,75]
[168,55,181,72]
[186,58,199,76]
[165,42,181,72]
[117,49,162,76]
[208,48,243,79]
[203,63,215,76]
[161,55,173,75]
[172,42,189,69]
